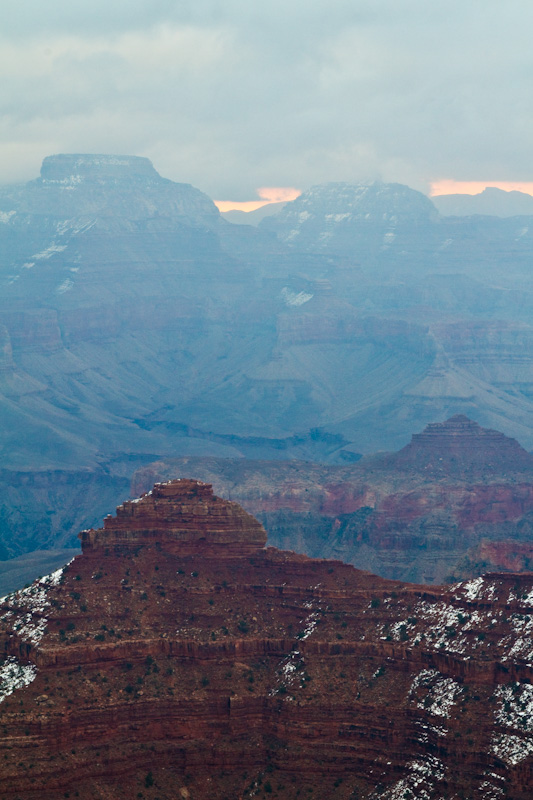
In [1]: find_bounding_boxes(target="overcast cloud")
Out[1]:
[1,0,532,198]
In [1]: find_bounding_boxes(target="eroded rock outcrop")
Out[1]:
[81,479,267,556]
[389,413,533,476]
[132,417,533,584]
[1,482,533,798]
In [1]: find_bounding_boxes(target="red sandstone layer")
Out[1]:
[130,417,533,583]
[80,479,266,556]
[0,482,532,799]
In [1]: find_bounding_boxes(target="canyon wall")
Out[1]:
[1,481,533,798]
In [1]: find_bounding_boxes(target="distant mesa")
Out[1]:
[389,414,533,475]
[259,180,439,252]
[40,153,159,182]
[432,186,533,218]
[79,478,267,556]
[7,152,221,226]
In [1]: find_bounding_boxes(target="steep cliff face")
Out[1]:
[81,478,266,556]
[132,417,533,584]
[1,481,533,799]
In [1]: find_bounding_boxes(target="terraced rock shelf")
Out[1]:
[1,479,532,798]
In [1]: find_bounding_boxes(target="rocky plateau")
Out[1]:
[1,480,533,798]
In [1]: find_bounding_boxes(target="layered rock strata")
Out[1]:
[6,158,533,579]
[132,417,533,584]
[1,480,533,798]
[81,478,267,556]
[390,413,533,476]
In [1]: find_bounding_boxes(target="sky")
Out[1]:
[1,1,533,202]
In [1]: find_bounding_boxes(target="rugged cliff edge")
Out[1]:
[1,480,533,799]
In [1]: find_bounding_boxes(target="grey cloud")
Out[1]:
[1,1,533,196]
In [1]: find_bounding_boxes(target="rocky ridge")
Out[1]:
[1,480,533,798]
[433,187,533,218]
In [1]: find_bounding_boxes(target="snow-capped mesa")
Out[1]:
[260,180,437,250]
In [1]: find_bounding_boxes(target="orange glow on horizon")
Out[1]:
[214,186,301,213]
[214,199,272,212]
[257,187,301,203]
[430,180,533,197]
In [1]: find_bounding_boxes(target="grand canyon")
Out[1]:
[1,155,533,798]
[2,155,533,590]
[3,3,533,796]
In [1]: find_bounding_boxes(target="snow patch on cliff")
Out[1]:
[56,279,74,294]
[494,683,533,732]
[44,174,83,187]
[270,596,321,699]
[56,218,96,236]
[453,576,503,603]
[2,562,70,646]
[33,243,67,260]
[407,599,498,655]
[490,683,533,765]
[457,576,484,601]
[381,754,444,799]
[478,778,505,798]
[325,212,351,223]
[500,613,533,664]
[280,287,313,307]
[0,656,37,703]
[492,732,533,767]
[409,669,462,719]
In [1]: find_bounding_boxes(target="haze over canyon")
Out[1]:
[1,150,533,796]
[3,2,533,796]
[1,154,533,584]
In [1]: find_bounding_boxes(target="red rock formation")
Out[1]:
[81,479,267,556]
[1,482,533,798]
[131,417,533,584]
[390,413,533,476]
